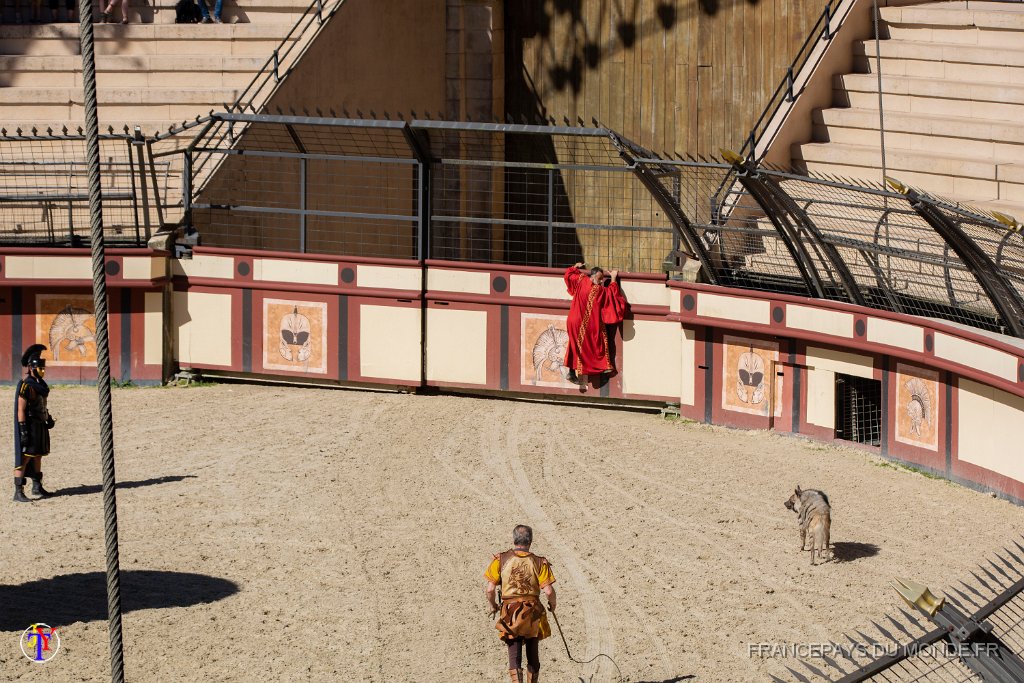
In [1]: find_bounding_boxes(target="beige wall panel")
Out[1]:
[426,308,488,384]
[680,326,696,406]
[122,256,165,281]
[958,378,1024,483]
[143,291,164,366]
[171,255,235,279]
[806,368,837,429]
[935,332,1017,381]
[867,317,924,352]
[6,256,92,279]
[786,304,853,338]
[255,259,337,286]
[806,346,874,379]
[359,305,421,382]
[696,293,770,325]
[620,281,670,308]
[670,291,681,314]
[622,320,681,398]
[173,291,233,367]
[357,265,421,291]
[509,274,571,301]
[427,268,491,295]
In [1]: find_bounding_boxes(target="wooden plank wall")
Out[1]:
[506,0,826,157]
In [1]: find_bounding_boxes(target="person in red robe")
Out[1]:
[563,262,628,383]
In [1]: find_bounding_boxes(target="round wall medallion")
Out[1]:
[682,294,695,311]
[104,260,120,276]
[237,261,250,276]
[492,276,508,293]
[925,334,934,352]
[855,319,865,336]
[340,267,355,284]
[772,306,785,324]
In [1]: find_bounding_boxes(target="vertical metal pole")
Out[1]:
[416,160,426,261]
[77,1,125,681]
[183,150,193,225]
[132,131,153,242]
[546,168,554,267]
[126,139,142,244]
[299,157,307,253]
[145,139,167,231]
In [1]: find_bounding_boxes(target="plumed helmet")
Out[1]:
[21,344,47,368]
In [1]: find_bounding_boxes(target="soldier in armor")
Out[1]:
[485,524,557,683]
[13,344,55,503]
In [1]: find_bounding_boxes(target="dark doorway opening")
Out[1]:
[835,374,882,446]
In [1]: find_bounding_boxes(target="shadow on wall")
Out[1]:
[509,0,761,100]
[0,570,240,631]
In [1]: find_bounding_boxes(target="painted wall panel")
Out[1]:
[958,378,1024,484]
[935,332,1017,382]
[357,265,421,291]
[359,304,421,382]
[622,319,680,398]
[123,256,165,281]
[172,255,235,280]
[426,308,488,384]
[143,291,163,366]
[680,327,696,406]
[786,305,853,338]
[867,317,924,352]
[427,269,491,295]
[509,274,571,301]
[806,368,836,429]
[805,346,874,378]
[255,259,337,286]
[696,293,770,325]
[173,291,233,367]
[620,281,669,308]
[6,256,92,279]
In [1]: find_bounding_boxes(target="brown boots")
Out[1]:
[508,670,522,683]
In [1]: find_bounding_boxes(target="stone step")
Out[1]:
[0,23,294,56]
[854,38,1024,69]
[0,54,266,87]
[795,142,1024,201]
[836,73,1024,120]
[852,42,1024,85]
[882,5,1024,50]
[813,108,1024,160]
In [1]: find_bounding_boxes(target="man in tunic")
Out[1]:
[564,262,628,383]
[485,524,557,683]
[13,344,55,503]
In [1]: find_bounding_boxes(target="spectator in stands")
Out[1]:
[197,0,222,23]
[100,0,129,23]
[48,0,76,22]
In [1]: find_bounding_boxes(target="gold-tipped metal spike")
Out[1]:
[720,148,744,165]
[884,177,909,195]
[992,211,1022,233]
[893,577,945,617]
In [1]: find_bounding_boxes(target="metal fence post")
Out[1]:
[132,130,153,242]
[183,150,193,226]
[299,157,307,253]
[547,168,554,267]
[272,49,280,82]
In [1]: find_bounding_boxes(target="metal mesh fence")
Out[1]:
[0,134,159,246]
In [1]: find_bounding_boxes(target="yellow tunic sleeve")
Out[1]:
[537,561,555,588]
[484,557,501,584]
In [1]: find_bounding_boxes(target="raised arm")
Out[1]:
[564,262,585,295]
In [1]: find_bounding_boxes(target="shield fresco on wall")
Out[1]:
[895,363,939,451]
[722,334,782,417]
[36,294,97,367]
[263,299,328,375]
[521,313,574,388]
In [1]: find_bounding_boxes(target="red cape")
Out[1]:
[563,266,628,375]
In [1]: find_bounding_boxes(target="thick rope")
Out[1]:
[77,5,126,682]
[550,610,624,683]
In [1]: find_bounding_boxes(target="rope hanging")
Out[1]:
[77,2,126,680]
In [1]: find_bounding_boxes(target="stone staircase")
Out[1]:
[793,1,1024,219]
[0,22,300,136]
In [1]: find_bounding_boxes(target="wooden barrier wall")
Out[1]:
[505,0,827,156]
[3,246,1024,504]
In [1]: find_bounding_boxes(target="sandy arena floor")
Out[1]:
[1,383,1022,682]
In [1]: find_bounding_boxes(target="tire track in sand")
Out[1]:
[481,403,618,682]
